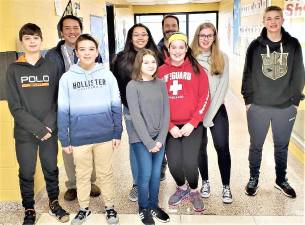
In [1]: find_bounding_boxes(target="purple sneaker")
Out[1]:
[168,186,190,206]
[190,191,205,212]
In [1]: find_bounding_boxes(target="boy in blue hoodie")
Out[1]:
[6,23,69,225]
[57,34,122,225]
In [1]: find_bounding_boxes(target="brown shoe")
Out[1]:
[64,189,77,201]
[90,184,101,197]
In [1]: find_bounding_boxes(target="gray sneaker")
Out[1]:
[105,207,119,225]
[128,185,138,202]
[189,191,205,212]
[222,185,233,204]
[168,186,190,206]
[200,180,211,198]
[71,208,91,225]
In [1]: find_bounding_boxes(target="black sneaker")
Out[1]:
[23,209,36,225]
[160,171,166,181]
[71,208,91,225]
[139,208,155,225]
[275,179,296,198]
[245,177,259,196]
[151,207,170,223]
[105,207,119,225]
[49,200,70,223]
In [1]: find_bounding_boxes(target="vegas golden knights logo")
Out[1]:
[261,51,288,80]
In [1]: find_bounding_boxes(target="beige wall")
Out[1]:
[0,0,133,201]
[218,0,304,150]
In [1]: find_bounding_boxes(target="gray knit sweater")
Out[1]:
[126,79,170,150]
[196,52,229,127]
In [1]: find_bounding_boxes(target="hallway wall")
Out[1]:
[0,0,133,201]
[217,0,304,150]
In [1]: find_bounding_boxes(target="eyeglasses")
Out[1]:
[198,34,214,40]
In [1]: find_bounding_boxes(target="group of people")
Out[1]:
[5,5,304,225]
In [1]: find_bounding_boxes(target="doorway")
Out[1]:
[106,3,115,63]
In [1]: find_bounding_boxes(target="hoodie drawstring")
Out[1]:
[280,42,283,65]
[266,43,283,65]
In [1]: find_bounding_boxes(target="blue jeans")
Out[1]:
[123,106,138,185]
[132,142,165,210]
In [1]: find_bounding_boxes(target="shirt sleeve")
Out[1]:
[109,72,123,139]
[203,53,229,127]
[189,68,211,128]
[241,42,255,105]
[126,81,156,150]
[290,40,305,106]
[57,76,71,147]
[156,81,170,145]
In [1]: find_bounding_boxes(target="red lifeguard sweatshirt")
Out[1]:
[158,58,210,130]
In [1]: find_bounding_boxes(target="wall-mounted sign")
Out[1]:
[284,0,305,17]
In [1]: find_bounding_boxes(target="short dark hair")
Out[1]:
[58,15,83,32]
[162,15,179,28]
[19,23,42,41]
[264,5,283,18]
[75,34,98,50]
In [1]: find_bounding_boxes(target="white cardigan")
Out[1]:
[196,51,229,127]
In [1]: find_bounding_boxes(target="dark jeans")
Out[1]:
[132,142,165,210]
[198,105,231,185]
[247,104,297,183]
[15,135,59,209]
[166,124,203,189]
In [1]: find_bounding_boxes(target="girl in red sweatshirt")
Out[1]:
[158,32,210,212]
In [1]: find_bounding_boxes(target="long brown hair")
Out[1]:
[132,49,158,81]
[191,22,224,75]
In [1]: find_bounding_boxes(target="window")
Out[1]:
[135,12,218,45]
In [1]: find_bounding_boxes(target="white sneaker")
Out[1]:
[200,180,211,198]
[222,185,233,204]
[71,208,91,225]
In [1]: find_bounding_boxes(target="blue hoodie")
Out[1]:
[58,63,122,147]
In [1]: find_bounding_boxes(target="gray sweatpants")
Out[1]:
[246,104,297,183]
[62,151,96,189]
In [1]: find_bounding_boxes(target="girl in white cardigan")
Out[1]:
[191,22,232,204]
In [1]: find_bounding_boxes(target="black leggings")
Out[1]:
[15,135,59,209]
[166,124,203,189]
[198,105,231,185]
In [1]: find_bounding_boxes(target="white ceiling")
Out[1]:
[125,0,221,5]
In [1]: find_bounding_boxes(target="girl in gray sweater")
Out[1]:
[191,22,232,204]
[126,49,170,225]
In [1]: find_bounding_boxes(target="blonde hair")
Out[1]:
[191,22,224,75]
[132,49,158,80]
[263,5,283,20]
